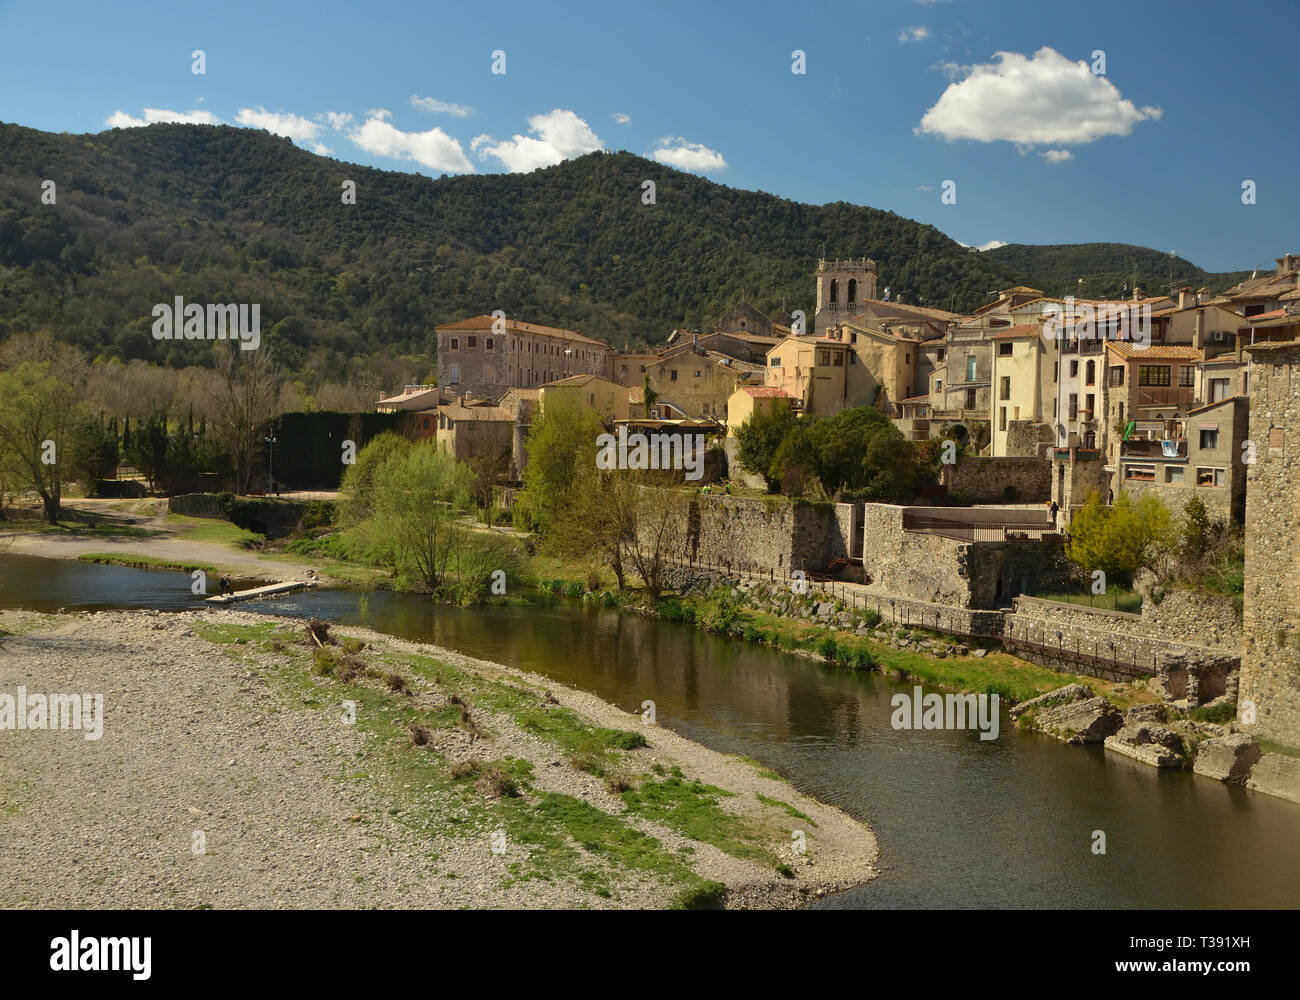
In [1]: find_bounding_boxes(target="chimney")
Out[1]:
[1278,253,1299,276]
[1178,287,1196,310]
[1132,285,1144,302]
[458,393,466,407]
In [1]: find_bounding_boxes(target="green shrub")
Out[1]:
[1190,700,1236,724]
[860,609,882,629]
[816,636,838,662]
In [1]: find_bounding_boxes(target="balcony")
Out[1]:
[1134,387,1195,408]
[1121,438,1187,459]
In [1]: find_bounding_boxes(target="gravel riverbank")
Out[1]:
[0,607,878,909]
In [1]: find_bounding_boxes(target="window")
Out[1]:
[965,387,976,409]
[1068,393,1078,420]
[1125,464,1155,481]
[770,357,781,367]
[468,336,477,348]
[1209,378,1230,402]
[694,370,702,378]
[1165,466,1184,484]
[450,338,459,350]
[1000,376,1011,400]
[1118,403,1124,422]
[1086,361,1095,385]
[905,352,911,363]
[1179,366,1194,387]
[999,407,1007,431]
[1199,428,1219,450]
[1070,360,1079,378]
[935,379,943,392]
[1197,467,1225,487]
[937,349,945,361]
[1138,365,1171,386]
[966,355,977,381]
[829,279,838,304]
[849,354,857,365]
[817,349,831,366]
[833,353,843,367]
[1084,393,1094,415]
[847,278,857,304]
[1110,366,1125,387]
[670,370,678,381]
[449,365,461,385]
[999,342,1013,356]
[850,332,857,344]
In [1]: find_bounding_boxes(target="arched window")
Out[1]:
[829,279,838,304]
[847,278,857,304]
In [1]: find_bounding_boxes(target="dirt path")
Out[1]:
[1,499,339,584]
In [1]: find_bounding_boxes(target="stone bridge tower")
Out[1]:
[814,257,878,335]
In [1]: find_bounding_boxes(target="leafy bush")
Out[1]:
[816,636,839,662]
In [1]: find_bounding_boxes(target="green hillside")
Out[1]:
[0,122,1015,374]
[0,122,1252,382]
[982,242,1253,301]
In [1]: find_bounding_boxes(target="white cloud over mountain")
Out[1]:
[348,111,474,173]
[651,137,726,173]
[235,107,329,153]
[409,95,474,117]
[472,109,604,172]
[105,108,221,127]
[917,47,1162,148]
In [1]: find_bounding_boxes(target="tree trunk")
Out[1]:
[41,490,59,524]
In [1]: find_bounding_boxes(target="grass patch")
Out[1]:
[1257,739,1300,760]
[77,553,220,576]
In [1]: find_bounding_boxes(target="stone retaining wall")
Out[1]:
[1006,596,1239,704]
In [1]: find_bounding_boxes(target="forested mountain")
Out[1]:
[983,242,1254,301]
[0,122,1251,381]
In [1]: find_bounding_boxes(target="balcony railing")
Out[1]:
[1134,387,1195,408]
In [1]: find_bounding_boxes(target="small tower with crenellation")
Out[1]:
[813,257,878,335]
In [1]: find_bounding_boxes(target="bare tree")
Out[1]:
[204,344,280,495]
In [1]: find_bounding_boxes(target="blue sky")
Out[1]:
[1,0,1295,271]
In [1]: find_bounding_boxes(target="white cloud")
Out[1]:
[474,109,604,172]
[613,112,631,124]
[916,46,1162,147]
[235,107,324,148]
[105,107,220,128]
[348,113,474,173]
[650,137,727,173]
[321,111,353,131]
[409,95,474,117]
[1041,149,1073,163]
[898,26,930,43]
[915,184,934,192]
[958,239,1009,251]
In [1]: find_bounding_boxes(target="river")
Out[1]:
[2,552,1297,908]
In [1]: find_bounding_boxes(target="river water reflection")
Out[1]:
[3,553,1297,908]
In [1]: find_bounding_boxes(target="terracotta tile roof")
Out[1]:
[849,299,965,322]
[1106,342,1203,361]
[439,404,513,421]
[541,373,612,387]
[1186,396,1245,416]
[990,325,1042,340]
[740,386,792,398]
[1245,308,1287,321]
[436,315,608,348]
[500,387,540,401]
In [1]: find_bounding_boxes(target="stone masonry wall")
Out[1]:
[1241,341,1300,745]
[683,494,852,575]
[1006,597,1239,702]
[944,455,1051,503]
